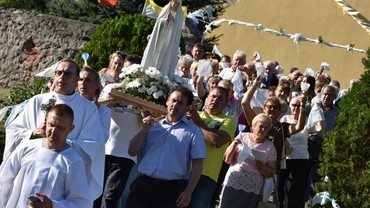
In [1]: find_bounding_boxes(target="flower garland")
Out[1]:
[205,19,367,54]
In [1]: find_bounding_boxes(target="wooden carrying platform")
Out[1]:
[104,88,167,117]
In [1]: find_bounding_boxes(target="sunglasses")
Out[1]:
[55,70,76,77]
[264,104,279,110]
[291,104,301,108]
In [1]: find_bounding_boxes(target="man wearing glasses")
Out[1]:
[5,59,105,202]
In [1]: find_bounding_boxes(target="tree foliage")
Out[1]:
[6,77,49,106]
[75,14,155,70]
[45,0,143,24]
[0,0,227,24]
[0,0,47,12]
[0,0,142,24]
[318,48,370,207]
[1,0,226,54]
[0,77,49,161]
[46,0,103,24]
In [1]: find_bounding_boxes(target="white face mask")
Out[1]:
[177,70,184,77]
[275,65,284,74]
[219,61,230,69]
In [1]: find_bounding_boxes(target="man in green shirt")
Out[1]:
[187,86,236,208]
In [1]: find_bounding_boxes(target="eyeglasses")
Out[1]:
[55,70,76,77]
[291,104,301,108]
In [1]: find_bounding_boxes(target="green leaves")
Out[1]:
[318,48,370,207]
[7,77,49,106]
[75,14,155,71]
[317,35,324,43]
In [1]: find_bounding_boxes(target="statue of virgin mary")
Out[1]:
[141,0,183,79]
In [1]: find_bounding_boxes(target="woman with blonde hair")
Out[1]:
[220,113,276,208]
[242,77,306,175]
[241,76,307,204]
[99,51,125,87]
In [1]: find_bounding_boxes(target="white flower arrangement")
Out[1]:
[118,64,186,106]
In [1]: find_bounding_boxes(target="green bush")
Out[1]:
[0,0,142,24]
[0,0,47,12]
[318,48,370,207]
[6,77,49,106]
[46,0,102,24]
[75,14,155,70]
[0,77,49,161]
[45,0,142,24]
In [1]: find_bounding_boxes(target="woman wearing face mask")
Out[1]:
[278,96,313,208]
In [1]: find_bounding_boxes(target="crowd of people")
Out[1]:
[0,42,358,208]
[0,0,360,207]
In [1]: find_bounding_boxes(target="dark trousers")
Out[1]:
[126,175,187,208]
[278,159,311,208]
[304,159,321,201]
[94,155,134,208]
[210,161,230,207]
[305,134,324,201]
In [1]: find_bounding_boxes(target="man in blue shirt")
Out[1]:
[127,86,207,208]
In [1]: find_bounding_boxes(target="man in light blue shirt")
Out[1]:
[127,86,207,208]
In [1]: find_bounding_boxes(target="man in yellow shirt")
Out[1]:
[187,86,236,208]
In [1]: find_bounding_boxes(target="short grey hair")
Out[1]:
[233,50,247,63]
[263,60,276,70]
[178,54,193,69]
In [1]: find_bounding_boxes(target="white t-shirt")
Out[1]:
[100,84,142,162]
[219,67,244,94]
[280,115,309,159]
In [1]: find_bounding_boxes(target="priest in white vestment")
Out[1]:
[5,59,105,200]
[141,0,183,79]
[0,104,92,207]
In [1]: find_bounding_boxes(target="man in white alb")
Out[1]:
[5,59,105,200]
[0,104,91,207]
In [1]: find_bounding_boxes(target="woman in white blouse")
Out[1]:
[220,113,277,208]
[278,96,311,208]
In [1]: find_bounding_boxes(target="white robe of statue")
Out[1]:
[141,0,183,79]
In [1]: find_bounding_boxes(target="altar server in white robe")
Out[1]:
[0,104,91,208]
[5,59,105,200]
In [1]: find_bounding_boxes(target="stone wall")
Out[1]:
[0,8,96,88]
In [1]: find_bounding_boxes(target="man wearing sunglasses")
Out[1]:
[5,59,105,202]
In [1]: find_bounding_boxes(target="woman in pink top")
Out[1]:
[220,114,277,208]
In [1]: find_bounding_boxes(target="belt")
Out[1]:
[140,175,186,185]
